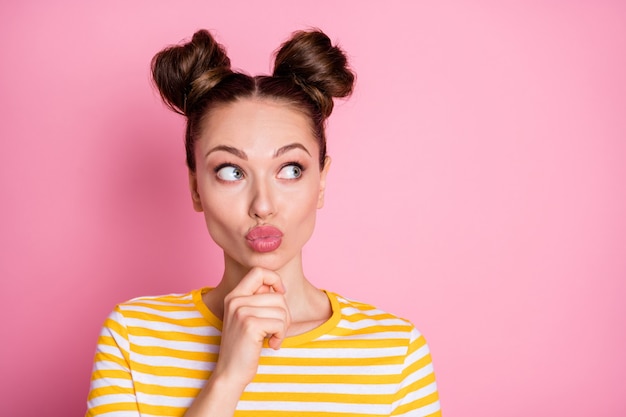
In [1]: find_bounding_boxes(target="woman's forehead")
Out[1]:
[198,98,319,153]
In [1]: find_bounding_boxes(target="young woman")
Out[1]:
[86,28,441,417]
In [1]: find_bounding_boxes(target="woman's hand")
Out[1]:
[213,267,291,389]
[184,268,291,417]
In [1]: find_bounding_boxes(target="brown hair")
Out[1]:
[151,29,355,171]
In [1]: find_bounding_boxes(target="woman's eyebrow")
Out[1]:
[205,145,248,160]
[274,143,312,158]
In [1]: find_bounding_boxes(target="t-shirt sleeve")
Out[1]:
[391,327,442,416]
[86,307,140,417]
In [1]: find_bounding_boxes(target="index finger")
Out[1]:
[230,267,286,297]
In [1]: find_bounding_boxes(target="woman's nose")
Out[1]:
[248,178,276,220]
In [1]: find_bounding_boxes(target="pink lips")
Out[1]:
[245,225,283,253]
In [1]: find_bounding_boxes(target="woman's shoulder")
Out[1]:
[107,288,205,322]
[116,289,198,308]
[327,291,424,340]
[330,291,414,322]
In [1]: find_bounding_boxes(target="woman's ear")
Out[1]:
[317,156,331,209]
[188,171,204,212]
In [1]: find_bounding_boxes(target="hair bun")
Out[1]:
[151,29,232,115]
[273,29,355,118]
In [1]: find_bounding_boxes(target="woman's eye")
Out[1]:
[277,164,303,180]
[216,165,244,181]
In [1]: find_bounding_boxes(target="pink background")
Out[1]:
[1,1,625,416]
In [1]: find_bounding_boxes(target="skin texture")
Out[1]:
[184,98,332,417]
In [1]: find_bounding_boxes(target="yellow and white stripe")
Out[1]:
[86,289,441,416]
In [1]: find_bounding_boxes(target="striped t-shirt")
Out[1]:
[86,288,441,416]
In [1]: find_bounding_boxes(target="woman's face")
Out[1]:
[189,98,330,273]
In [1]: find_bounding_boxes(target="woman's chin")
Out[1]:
[226,250,300,274]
